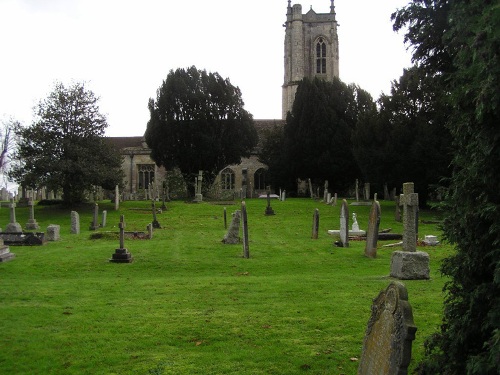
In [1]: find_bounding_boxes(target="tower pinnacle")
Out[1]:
[330,0,335,14]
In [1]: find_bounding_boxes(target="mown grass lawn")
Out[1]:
[0,198,451,374]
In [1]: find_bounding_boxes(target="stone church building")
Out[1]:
[109,1,339,198]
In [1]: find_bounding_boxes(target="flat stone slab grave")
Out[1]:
[0,232,46,246]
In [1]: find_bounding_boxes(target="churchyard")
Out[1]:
[0,197,452,374]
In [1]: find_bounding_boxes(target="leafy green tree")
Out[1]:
[10,82,124,206]
[145,66,258,194]
[352,66,452,204]
[394,1,500,373]
[283,77,375,193]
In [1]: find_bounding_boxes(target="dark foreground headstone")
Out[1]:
[358,281,417,375]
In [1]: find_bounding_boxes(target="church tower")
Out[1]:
[282,0,339,118]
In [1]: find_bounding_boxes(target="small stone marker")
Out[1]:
[0,237,15,262]
[357,281,417,375]
[6,198,22,233]
[147,223,153,239]
[46,225,60,241]
[339,199,349,247]
[101,210,107,228]
[194,170,203,202]
[109,215,133,263]
[241,202,249,258]
[311,208,319,239]
[264,188,275,216]
[364,200,381,258]
[222,210,241,244]
[89,203,99,230]
[114,185,119,211]
[390,183,430,280]
[151,200,161,228]
[71,211,80,234]
[25,198,40,230]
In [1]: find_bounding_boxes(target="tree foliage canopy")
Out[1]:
[353,65,452,204]
[9,82,124,205]
[394,1,500,373]
[278,77,374,192]
[145,66,258,191]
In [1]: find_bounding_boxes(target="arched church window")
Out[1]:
[254,168,268,191]
[221,168,235,190]
[138,164,155,190]
[316,38,327,74]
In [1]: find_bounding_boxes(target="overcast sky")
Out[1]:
[0,0,413,137]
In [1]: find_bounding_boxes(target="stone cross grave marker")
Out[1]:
[311,208,319,239]
[357,281,417,375]
[6,198,22,233]
[265,188,275,216]
[391,182,430,280]
[71,211,80,234]
[222,210,241,244]
[109,215,133,263]
[194,170,203,202]
[25,198,40,230]
[400,182,418,252]
[339,199,349,247]
[241,201,249,258]
[364,200,381,258]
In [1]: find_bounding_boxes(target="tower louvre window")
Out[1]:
[316,38,327,74]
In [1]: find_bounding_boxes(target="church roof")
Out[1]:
[106,136,145,150]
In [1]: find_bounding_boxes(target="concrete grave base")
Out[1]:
[0,245,15,262]
[390,251,430,280]
[5,223,22,233]
[109,248,133,263]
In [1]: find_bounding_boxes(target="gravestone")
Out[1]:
[0,238,15,262]
[308,178,314,198]
[352,213,360,232]
[323,180,328,202]
[326,192,332,204]
[333,193,337,206]
[5,198,22,233]
[222,210,241,244]
[89,203,99,230]
[114,185,119,211]
[364,200,381,258]
[311,208,319,239]
[71,211,80,234]
[241,202,249,258]
[364,183,371,200]
[384,184,390,201]
[147,223,153,239]
[357,281,417,375]
[339,199,349,247]
[194,170,203,202]
[264,188,275,216]
[151,200,161,228]
[394,195,402,222]
[281,190,286,201]
[109,215,133,263]
[25,198,40,230]
[355,179,360,202]
[101,210,107,228]
[390,183,430,280]
[46,225,60,241]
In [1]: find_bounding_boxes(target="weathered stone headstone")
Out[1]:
[357,281,417,375]
[308,178,314,198]
[364,183,371,200]
[333,192,337,206]
[384,183,390,201]
[352,212,360,232]
[101,210,107,228]
[390,183,430,280]
[151,200,161,228]
[281,190,286,201]
[323,180,328,202]
[89,203,99,230]
[109,215,133,263]
[0,238,15,262]
[241,202,249,258]
[326,192,332,204]
[264,188,275,216]
[46,225,60,241]
[364,200,381,258]
[147,223,153,239]
[114,185,120,211]
[5,198,22,233]
[311,208,319,239]
[339,199,349,247]
[394,195,402,222]
[355,179,360,201]
[70,211,80,234]
[222,210,241,244]
[25,198,40,230]
[194,170,203,202]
